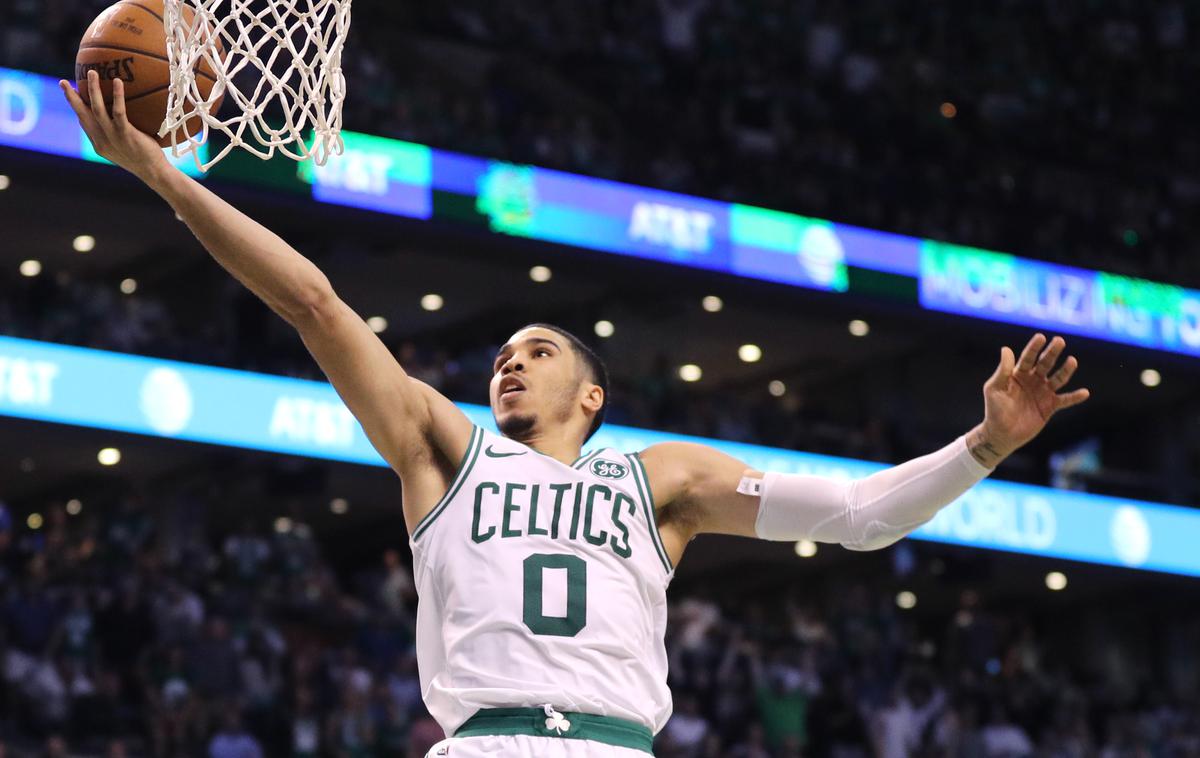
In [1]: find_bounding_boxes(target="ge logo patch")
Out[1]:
[591,459,629,480]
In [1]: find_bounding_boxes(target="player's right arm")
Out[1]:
[60,73,474,531]
[640,334,1090,561]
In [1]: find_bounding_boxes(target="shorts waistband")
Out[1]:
[455,707,654,754]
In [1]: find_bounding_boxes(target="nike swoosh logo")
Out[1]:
[484,445,527,458]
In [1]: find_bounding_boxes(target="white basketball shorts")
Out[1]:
[425,734,653,757]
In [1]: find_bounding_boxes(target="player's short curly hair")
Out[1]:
[518,323,609,443]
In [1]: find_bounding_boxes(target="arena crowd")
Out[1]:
[4,0,1197,286]
[2,477,1199,757]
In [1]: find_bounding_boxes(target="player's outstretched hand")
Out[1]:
[980,333,1090,455]
[59,71,168,181]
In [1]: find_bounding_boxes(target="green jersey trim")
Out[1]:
[572,449,603,470]
[412,425,483,541]
[455,708,653,754]
[626,453,673,574]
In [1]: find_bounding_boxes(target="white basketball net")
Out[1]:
[162,0,352,172]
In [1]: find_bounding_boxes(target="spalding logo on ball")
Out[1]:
[76,0,225,146]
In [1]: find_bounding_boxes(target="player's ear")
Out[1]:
[580,382,604,414]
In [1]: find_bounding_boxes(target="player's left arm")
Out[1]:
[640,334,1090,555]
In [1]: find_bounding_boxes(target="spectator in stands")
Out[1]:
[806,674,871,757]
[223,520,271,583]
[189,618,243,717]
[751,643,815,752]
[979,703,1034,757]
[43,734,69,758]
[326,684,376,757]
[658,693,711,757]
[288,686,322,757]
[145,644,198,756]
[207,706,264,758]
[726,722,770,758]
[377,549,416,619]
[871,675,946,758]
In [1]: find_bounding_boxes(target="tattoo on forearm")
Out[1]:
[969,440,1003,466]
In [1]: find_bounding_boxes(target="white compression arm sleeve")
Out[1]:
[753,435,992,551]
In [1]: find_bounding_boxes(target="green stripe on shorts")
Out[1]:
[455,708,654,754]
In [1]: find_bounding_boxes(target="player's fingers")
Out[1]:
[59,80,110,152]
[86,71,114,137]
[59,80,100,131]
[111,77,129,129]
[985,346,1013,390]
[1048,355,1078,390]
[1054,387,1090,410]
[1016,333,1046,373]
[1035,336,1065,377]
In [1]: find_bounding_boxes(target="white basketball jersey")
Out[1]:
[410,425,675,736]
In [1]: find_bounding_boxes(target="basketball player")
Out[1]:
[62,73,1089,757]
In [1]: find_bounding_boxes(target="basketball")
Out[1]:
[76,0,224,147]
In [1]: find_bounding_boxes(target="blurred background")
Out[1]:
[3,1,1200,756]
